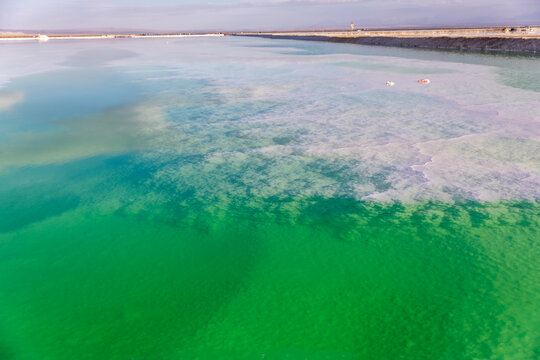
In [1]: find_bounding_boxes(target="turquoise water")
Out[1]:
[0,37,539,359]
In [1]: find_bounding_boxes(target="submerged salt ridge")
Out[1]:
[3,37,538,202]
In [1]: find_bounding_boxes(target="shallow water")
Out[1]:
[0,37,539,359]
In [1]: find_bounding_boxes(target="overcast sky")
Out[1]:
[1,0,539,31]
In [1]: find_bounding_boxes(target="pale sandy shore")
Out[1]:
[3,27,539,53]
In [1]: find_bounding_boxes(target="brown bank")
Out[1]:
[234,27,540,53]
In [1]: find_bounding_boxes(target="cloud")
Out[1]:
[1,0,539,33]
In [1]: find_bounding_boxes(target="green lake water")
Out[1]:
[0,37,538,359]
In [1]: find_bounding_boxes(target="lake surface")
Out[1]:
[0,37,539,359]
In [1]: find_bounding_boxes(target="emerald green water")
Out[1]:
[0,38,539,359]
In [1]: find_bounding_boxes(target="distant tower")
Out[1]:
[350,22,355,31]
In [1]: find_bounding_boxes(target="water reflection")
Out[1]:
[0,91,24,111]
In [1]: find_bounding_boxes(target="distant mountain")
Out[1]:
[0,31,29,36]
[0,28,182,35]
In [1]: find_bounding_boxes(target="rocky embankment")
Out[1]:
[244,34,540,53]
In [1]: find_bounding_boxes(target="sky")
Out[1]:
[1,0,539,32]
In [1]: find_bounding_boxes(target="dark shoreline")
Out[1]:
[238,34,540,54]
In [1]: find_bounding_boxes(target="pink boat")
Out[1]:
[418,79,431,84]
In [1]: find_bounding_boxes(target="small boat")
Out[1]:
[386,81,395,87]
[417,79,430,84]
